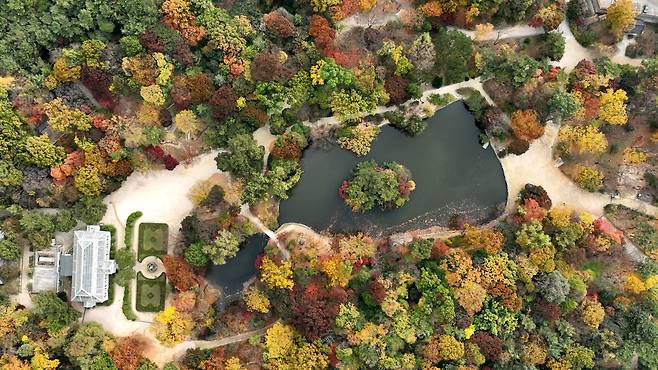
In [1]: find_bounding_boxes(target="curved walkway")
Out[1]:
[16,16,654,367]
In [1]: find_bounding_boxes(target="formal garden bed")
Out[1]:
[138,223,168,261]
[136,272,166,312]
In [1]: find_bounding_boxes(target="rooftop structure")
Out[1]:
[65,225,116,308]
[32,240,61,293]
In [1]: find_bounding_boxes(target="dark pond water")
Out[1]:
[206,233,268,302]
[278,101,508,234]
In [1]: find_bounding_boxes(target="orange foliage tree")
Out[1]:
[510,109,544,141]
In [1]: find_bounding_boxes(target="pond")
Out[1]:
[278,101,508,234]
[206,233,268,303]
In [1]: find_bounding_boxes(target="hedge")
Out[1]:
[124,211,143,249]
[122,285,137,321]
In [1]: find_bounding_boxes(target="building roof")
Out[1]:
[71,225,116,308]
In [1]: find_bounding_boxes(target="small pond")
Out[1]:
[278,101,508,234]
[207,233,268,303]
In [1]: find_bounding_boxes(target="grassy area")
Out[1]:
[136,272,166,312]
[137,223,168,261]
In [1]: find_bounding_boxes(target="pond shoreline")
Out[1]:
[278,101,509,235]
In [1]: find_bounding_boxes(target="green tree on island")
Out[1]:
[339,161,415,212]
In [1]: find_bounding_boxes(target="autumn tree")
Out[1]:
[163,255,198,292]
[510,109,544,141]
[110,336,147,370]
[530,4,564,31]
[24,135,65,167]
[599,88,628,125]
[251,52,282,82]
[209,86,237,121]
[174,110,201,138]
[152,307,194,346]
[160,0,206,45]
[463,225,504,254]
[558,124,608,154]
[406,33,436,74]
[309,16,335,54]
[263,11,296,38]
[606,0,637,38]
[423,334,465,363]
[259,256,294,289]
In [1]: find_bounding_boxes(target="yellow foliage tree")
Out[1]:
[606,0,637,38]
[558,124,608,154]
[265,322,296,360]
[322,256,353,287]
[549,206,573,229]
[623,148,647,163]
[175,110,201,137]
[338,233,376,262]
[463,225,504,254]
[224,357,243,370]
[260,257,294,289]
[625,273,647,294]
[31,348,59,370]
[0,354,30,370]
[580,298,605,329]
[43,98,92,132]
[244,287,270,313]
[152,307,194,347]
[575,165,604,192]
[454,280,487,316]
[599,88,628,125]
[140,84,166,106]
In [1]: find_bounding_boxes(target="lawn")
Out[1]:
[136,272,166,312]
[137,223,168,261]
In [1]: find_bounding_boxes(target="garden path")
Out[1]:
[31,16,656,367]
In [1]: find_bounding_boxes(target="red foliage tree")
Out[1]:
[471,331,503,361]
[366,277,387,304]
[271,138,302,160]
[534,299,561,322]
[163,255,199,292]
[172,38,194,66]
[593,218,624,244]
[291,293,333,340]
[309,15,336,55]
[198,347,226,370]
[144,145,165,162]
[110,336,147,370]
[240,104,269,127]
[330,49,362,68]
[139,29,165,52]
[517,198,546,223]
[170,74,214,109]
[384,75,409,105]
[250,52,282,82]
[163,154,179,170]
[82,67,116,109]
[263,11,296,38]
[431,240,451,259]
[209,86,237,121]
